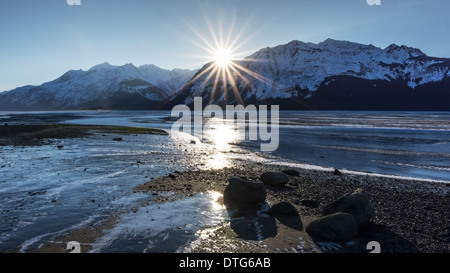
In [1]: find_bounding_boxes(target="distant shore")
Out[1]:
[0,123,168,146]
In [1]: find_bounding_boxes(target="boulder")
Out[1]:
[168,173,176,180]
[260,172,289,186]
[323,188,375,228]
[282,169,300,176]
[224,177,267,209]
[301,199,319,208]
[306,212,358,242]
[271,201,298,216]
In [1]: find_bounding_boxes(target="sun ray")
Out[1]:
[221,66,228,100]
[201,65,219,86]
[210,66,223,103]
[225,10,237,50]
[202,10,222,52]
[184,63,216,89]
[228,63,251,87]
[177,9,275,108]
[225,66,244,105]
[227,18,252,52]
[178,16,218,56]
[229,18,273,58]
[230,62,269,84]
[217,14,225,49]
[196,65,219,93]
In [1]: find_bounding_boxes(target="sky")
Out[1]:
[0,0,449,92]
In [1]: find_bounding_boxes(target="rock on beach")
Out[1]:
[306,212,358,242]
[323,188,375,228]
[260,172,290,186]
[270,201,298,216]
[223,177,267,209]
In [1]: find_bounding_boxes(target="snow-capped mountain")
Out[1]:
[168,39,450,110]
[0,63,197,110]
[2,39,449,111]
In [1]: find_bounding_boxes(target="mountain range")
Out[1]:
[0,63,197,110]
[169,39,450,110]
[1,39,450,111]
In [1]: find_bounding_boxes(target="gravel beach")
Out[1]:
[134,164,449,253]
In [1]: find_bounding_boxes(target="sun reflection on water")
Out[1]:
[210,122,237,150]
[205,152,228,170]
[208,191,225,212]
[203,119,238,169]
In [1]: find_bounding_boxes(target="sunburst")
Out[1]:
[179,10,270,105]
[213,47,232,68]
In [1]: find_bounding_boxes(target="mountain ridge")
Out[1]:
[1,39,450,111]
[166,38,450,110]
[0,63,198,111]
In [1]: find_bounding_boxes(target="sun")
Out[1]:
[214,47,232,68]
[180,11,269,106]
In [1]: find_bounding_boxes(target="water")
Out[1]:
[273,111,450,182]
[0,110,256,252]
[91,191,227,253]
[56,110,450,182]
[0,132,181,252]
[0,110,449,252]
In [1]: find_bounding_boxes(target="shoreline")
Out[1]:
[11,162,448,253]
[0,123,167,146]
[265,160,450,185]
[133,164,449,253]
[1,122,449,253]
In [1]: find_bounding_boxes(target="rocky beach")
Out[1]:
[19,162,449,253]
[133,165,449,253]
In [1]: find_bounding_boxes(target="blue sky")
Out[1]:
[1,0,449,92]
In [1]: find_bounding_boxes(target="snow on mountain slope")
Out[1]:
[0,63,197,110]
[172,39,449,108]
[242,39,448,98]
[2,39,449,111]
